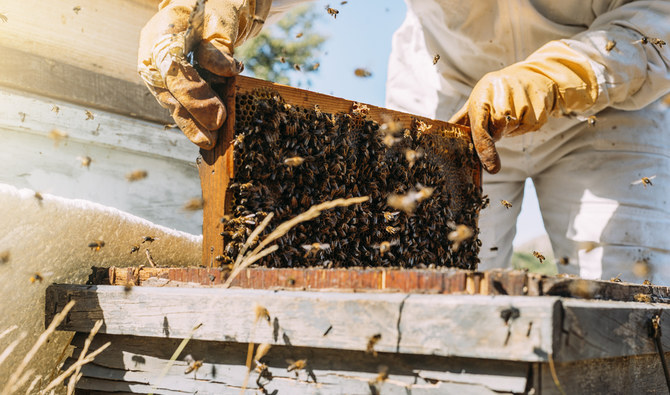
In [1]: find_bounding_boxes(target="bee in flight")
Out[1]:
[631,175,656,188]
[532,251,545,263]
[501,200,512,209]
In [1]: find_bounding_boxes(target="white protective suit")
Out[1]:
[382,0,670,284]
[275,0,670,283]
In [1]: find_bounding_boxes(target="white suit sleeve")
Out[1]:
[562,1,670,111]
[267,0,314,24]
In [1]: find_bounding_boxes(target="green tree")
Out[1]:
[236,5,327,86]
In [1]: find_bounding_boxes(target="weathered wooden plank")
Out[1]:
[0,0,155,86]
[538,352,670,395]
[47,284,562,362]
[65,333,529,394]
[543,276,670,303]
[0,46,171,124]
[556,298,670,362]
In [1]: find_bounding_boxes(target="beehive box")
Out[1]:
[198,76,482,270]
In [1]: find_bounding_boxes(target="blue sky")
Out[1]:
[248,0,547,247]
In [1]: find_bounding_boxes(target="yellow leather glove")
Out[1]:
[138,0,271,149]
[449,41,600,174]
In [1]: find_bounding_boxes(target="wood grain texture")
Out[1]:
[557,298,670,362]
[538,352,670,395]
[198,77,236,267]
[65,332,530,394]
[0,46,171,124]
[47,284,563,362]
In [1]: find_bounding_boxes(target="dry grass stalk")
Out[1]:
[0,325,18,341]
[148,323,202,395]
[25,375,42,395]
[0,333,27,368]
[224,196,369,288]
[40,341,110,393]
[65,319,103,394]
[1,300,75,395]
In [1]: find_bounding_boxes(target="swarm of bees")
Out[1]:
[217,88,482,269]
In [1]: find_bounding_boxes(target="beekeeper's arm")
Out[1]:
[138,0,310,149]
[450,2,670,174]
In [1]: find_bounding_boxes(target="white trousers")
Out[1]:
[478,100,670,286]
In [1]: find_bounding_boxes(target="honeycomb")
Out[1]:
[216,85,483,269]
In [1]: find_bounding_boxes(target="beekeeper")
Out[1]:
[138,1,670,284]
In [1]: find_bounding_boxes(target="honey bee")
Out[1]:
[643,279,652,286]
[182,197,204,211]
[501,200,512,209]
[48,129,69,145]
[51,105,60,113]
[302,242,331,257]
[631,175,656,188]
[183,354,203,375]
[312,62,320,71]
[130,245,140,254]
[287,359,307,372]
[404,149,423,168]
[18,112,26,122]
[85,110,94,120]
[34,192,43,202]
[325,6,339,18]
[340,0,348,4]
[0,250,10,264]
[254,304,271,324]
[284,156,305,166]
[73,6,81,14]
[163,123,177,130]
[558,256,570,265]
[30,273,44,283]
[366,333,382,356]
[447,223,474,251]
[88,240,105,251]
[632,259,651,278]
[125,170,148,181]
[605,40,616,51]
[381,134,401,147]
[142,236,156,243]
[432,53,440,65]
[387,186,434,213]
[587,115,597,126]
[634,293,652,303]
[295,32,303,38]
[610,273,622,282]
[77,156,92,168]
[532,251,545,263]
[0,13,7,23]
[293,63,302,71]
[650,37,666,48]
[278,56,286,64]
[383,211,400,221]
[379,115,403,135]
[374,240,399,256]
[633,36,649,45]
[385,226,398,234]
[354,68,372,78]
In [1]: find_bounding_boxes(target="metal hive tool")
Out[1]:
[198,76,483,269]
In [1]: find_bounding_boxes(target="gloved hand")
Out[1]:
[138,0,271,149]
[449,41,600,174]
